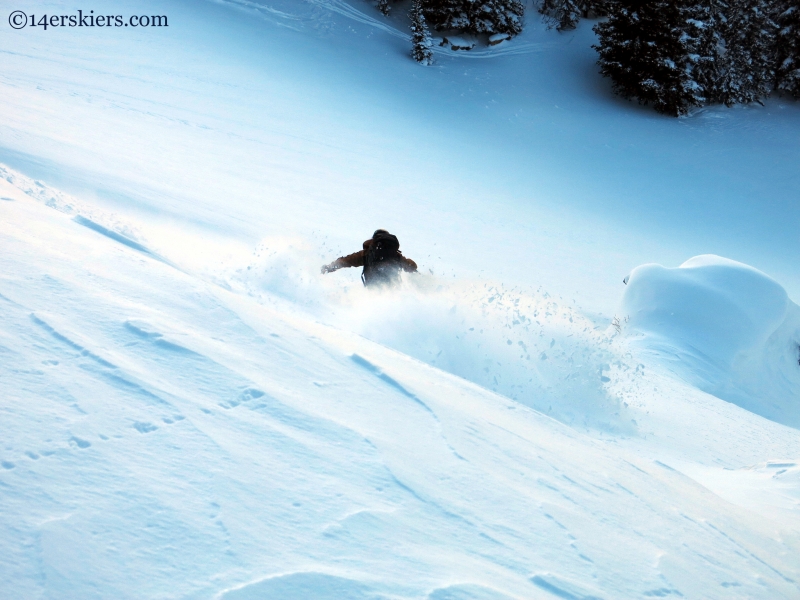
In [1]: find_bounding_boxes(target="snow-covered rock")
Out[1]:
[621,255,789,366]
[441,35,476,50]
[620,255,800,427]
[488,33,511,46]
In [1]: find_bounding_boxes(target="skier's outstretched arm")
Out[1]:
[321,249,365,274]
[400,256,418,272]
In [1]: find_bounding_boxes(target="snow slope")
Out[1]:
[2,0,800,598]
[3,168,800,599]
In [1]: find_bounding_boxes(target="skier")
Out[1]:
[321,229,418,287]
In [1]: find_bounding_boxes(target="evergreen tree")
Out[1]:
[593,1,707,116]
[583,0,613,19]
[687,0,725,103]
[410,0,435,65]
[423,0,525,37]
[540,0,583,31]
[712,0,777,105]
[540,0,613,32]
[775,1,800,97]
[378,0,391,16]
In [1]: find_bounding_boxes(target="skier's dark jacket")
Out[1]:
[321,230,418,286]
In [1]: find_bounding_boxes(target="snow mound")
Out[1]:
[620,255,800,427]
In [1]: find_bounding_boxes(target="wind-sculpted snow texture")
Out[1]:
[1,0,800,598]
[2,171,800,599]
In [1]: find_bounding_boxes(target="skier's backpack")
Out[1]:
[362,231,402,287]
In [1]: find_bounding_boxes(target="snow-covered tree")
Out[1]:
[410,0,435,65]
[686,0,725,102]
[539,0,613,32]
[775,1,800,97]
[593,1,708,116]
[539,0,583,31]
[711,0,777,106]
[377,0,392,16]
[582,0,613,19]
[423,0,525,37]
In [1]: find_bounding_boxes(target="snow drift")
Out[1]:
[620,254,800,427]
